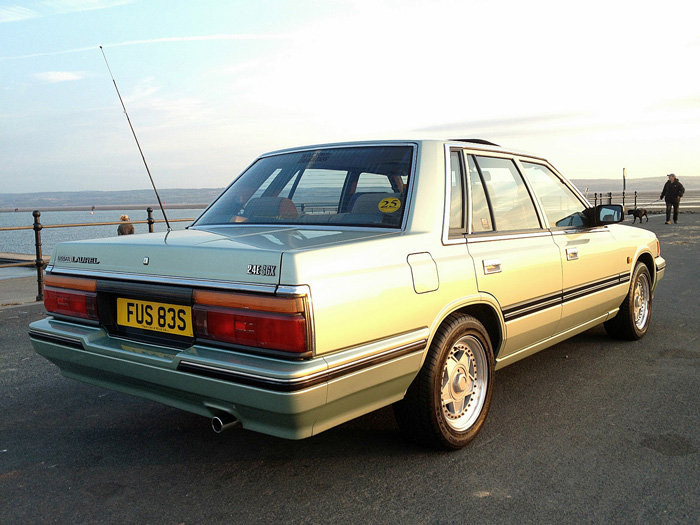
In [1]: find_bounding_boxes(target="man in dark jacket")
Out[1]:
[660,173,685,224]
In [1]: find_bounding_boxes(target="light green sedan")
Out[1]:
[29,139,665,450]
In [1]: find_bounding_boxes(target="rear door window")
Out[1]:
[472,156,541,231]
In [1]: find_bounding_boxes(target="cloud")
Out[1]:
[415,113,589,135]
[651,92,700,112]
[0,34,293,60]
[42,0,133,13]
[0,0,134,22]
[34,71,84,83]
[0,6,39,22]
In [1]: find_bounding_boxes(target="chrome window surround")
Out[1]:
[191,142,419,233]
[443,144,546,245]
[442,142,595,246]
[465,230,554,244]
[442,145,467,246]
[513,158,591,228]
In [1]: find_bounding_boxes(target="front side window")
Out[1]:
[520,161,587,228]
[473,156,541,231]
[194,146,414,229]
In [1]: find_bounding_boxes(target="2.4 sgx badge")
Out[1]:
[247,264,276,276]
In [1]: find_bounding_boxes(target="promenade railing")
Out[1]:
[0,207,194,301]
[590,191,645,208]
[0,194,651,302]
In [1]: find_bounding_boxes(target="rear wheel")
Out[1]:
[394,313,494,450]
[604,262,652,340]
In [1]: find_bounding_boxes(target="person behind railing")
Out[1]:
[117,214,135,235]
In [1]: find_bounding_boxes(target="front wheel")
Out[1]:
[394,313,494,450]
[604,262,652,340]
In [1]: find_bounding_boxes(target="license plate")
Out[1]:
[117,298,193,337]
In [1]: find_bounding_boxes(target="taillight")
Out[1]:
[193,290,308,354]
[44,274,98,321]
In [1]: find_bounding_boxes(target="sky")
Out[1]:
[1,0,699,194]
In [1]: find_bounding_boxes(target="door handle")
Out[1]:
[483,259,502,274]
[566,248,579,261]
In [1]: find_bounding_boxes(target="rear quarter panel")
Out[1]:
[280,142,483,356]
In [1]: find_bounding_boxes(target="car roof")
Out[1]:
[261,139,547,162]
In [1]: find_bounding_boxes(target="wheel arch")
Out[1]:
[636,250,656,286]
[429,300,504,360]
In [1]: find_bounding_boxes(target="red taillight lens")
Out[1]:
[194,306,307,353]
[193,290,309,354]
[44,274,98,321]
[44,287,98,320]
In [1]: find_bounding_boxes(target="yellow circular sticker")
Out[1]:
[378,197,401,213]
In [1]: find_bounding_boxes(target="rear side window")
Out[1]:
[448,151,465,234]
[473,156,541,231]
[195,146,414,229]
[467,155,493,233]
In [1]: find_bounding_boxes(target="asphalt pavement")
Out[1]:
[1,212,699,524]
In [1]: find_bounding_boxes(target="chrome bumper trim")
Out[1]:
[178,339,427,392]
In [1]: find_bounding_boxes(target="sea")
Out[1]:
[2,190,698,279]
[1,207,204,257]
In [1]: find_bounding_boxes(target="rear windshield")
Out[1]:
[194,145,414,228]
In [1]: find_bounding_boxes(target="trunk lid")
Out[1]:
[49,226,394,286]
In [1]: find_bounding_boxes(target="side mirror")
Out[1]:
[590,204,624,226]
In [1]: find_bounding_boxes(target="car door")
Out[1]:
[461,153,563,357]
[518,160,624,333]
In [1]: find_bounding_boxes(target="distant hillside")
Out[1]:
[571,176,698,194]
[0,188,224,211]
[2,177,698,211]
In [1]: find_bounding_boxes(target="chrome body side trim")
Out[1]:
[178,339,427,392]
[467,230,555,243]
[501,272,631,322]
[28,329,84,350]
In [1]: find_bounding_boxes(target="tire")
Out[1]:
[393,313,494,450]
[604,262,652,340]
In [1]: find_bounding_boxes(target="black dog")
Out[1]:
[627,208,648,224]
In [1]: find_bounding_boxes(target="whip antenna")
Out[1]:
[100,46,171,231]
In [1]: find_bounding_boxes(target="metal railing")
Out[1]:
[0,207,193,301]
[590,191,640,208]
[0,192,650,303]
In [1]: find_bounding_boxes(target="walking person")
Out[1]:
[117,214,135,235]
[660,173,685,224]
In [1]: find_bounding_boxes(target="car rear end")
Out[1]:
[28,230,327,438]
[29,141,422,439]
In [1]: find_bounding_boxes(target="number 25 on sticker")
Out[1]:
[378,197,401,213]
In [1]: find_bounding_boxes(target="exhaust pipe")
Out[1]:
[211,414,241,434]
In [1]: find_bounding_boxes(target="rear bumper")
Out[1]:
[29,317,426,439]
